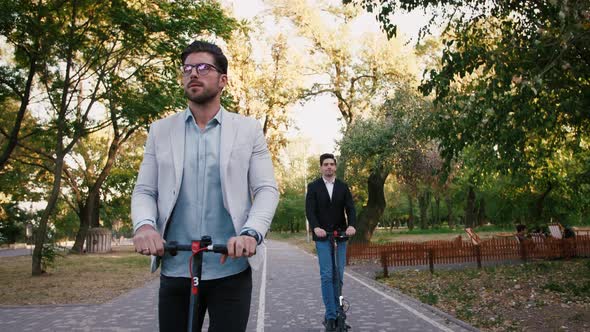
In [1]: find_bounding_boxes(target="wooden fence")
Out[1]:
[346,235,590,277]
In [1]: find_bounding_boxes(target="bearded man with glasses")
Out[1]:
[131,40,279,332]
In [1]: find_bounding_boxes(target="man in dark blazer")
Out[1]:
[305,153,356,331]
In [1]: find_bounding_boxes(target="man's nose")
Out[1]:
[188,67,200,78]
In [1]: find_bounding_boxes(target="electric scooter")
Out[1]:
[327,230,351,332]
[164,235,228,332]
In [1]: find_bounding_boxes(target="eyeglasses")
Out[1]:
[181,63,222,76]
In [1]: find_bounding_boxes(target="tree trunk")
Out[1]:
[32,157,64,275]
[32,0,78,276]
[477,197,486,226]
[70,192,99,254]
[434,196,441,227]
[407,193,415,231]
[465,186,476,228]
[533,182,552,221]
[90,193,100,228]
[418,190,430,229]
[352,169,388,243]
[445,195,454,229]
[70,134,123,253]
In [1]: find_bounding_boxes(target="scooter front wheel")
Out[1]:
[335,315,350,331]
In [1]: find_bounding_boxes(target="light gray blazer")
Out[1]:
[131,107,279,272]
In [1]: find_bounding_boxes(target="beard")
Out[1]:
[184,81,221,104]
[185,88,219,104]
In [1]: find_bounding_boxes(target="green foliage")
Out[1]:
[225,23,305,159]
[347,0,590,229]
[1,1,238,246]
[418,291,438,305]
[52,203,79,241]
[542,281,566,293]
[40,241,64,272]
[272,0,418,126]
[272,187,306,233]
[339,82,431,204]
[2,1,238,274]
[0,201,28,244]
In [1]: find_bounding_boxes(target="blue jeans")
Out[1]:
[316,239,347,320]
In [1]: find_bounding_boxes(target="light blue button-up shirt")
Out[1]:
[161,109,248,280]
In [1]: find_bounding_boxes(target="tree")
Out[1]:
[1,0,236,275]
[348,0,590,224]
[225,22,305,160]
[339,83,431,241]
[271,0,415,127]
[272,137,315,232]
[0,0,51,171]
[271,0,422,239]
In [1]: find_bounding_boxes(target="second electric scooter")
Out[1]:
[326,230,351,332]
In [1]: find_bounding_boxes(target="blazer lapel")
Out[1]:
[170,112,186,192]
[220,108,237,177]
[333,180,342,198]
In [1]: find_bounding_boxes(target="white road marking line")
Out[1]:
[297,244,454,332]
[345,272,455,332]
[256,245,267,332]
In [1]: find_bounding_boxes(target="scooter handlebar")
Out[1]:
[164,241,228,256]
[329,231,349,241]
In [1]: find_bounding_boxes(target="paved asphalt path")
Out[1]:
[0,248,32,257]
[0,240,477,331]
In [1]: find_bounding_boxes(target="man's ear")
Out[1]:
[219,74,228,89]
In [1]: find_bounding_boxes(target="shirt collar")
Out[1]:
[322,176,335,184]
[184,107,223,125]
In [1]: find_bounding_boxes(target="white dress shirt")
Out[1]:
[323,176,335,200]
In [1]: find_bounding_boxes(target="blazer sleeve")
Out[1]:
[131,123,159,233]
[344,184,356,228]
[305,182,320,230]
[244,120,279,236]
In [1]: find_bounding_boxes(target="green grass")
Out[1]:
[0,246,156,305]
[474,224,518,232]
[380,258,590,331]
[542,282,566,293]
[418,291,438,305]
[383,227,464,234]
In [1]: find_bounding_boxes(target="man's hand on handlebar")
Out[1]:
[133,224,165,256]
[314,227,327,238]
[345,226,356,237]
[222,236,257,264]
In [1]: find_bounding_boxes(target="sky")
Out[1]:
[224,0,430,156]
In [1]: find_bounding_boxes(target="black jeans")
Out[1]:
[158,267,252,332]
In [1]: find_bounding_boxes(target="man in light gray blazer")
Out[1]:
[131,40,279,332]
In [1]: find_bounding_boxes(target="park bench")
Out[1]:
[572,226,590,237]
[493,232,516,239]
[548,223,564,239]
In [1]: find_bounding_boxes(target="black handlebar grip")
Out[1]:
[164,241,178,256]
[211,244,228,255]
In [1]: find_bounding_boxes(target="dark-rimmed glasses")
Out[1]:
[181,63,222,76]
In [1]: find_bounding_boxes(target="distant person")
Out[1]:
[305,153,356,331]
[516,224,528,242]
[131,40,279,332]
[563,225,576,239]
